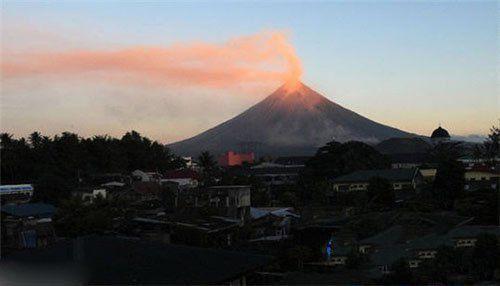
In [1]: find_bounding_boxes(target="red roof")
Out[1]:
[164,169,200,180]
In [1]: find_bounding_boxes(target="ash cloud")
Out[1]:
[2,31,302,89]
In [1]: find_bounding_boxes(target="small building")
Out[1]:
[166,215,243,247]
[447,225,500,248]
[250,165,303,186]
[207,185,251,221]
[132,170,163,182]
[162,169,199,189]
[218,151,255,167]
[0,184,34,204]
[332,168,422,192]
[464,164,499,191]
[1,203,57,250]
[249,207,299,242]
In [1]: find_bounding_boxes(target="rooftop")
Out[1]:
[0,184,34,194]
[333,168,418,183]
[1,203,56,218]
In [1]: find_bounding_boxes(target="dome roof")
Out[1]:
[431,126,450,139]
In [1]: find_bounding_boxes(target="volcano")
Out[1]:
[169,82,413,156]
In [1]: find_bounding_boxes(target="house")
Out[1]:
[166,215,243,247]
[71,188,107,203]
[131,170,163,182]
[162,169,199,189]
[250,165,303,186]
[332,168,422,192]
[218,151,255,167]
[464,164,499,191]
[2,235,273,285]
[118,217,171,243]
[0,184,34,204]
[1,203,57,250]
[207,185,251,221]
[248,207,300,242]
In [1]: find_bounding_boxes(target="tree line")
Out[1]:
[1,131,185,203]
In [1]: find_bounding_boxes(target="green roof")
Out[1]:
[333,168,418,183]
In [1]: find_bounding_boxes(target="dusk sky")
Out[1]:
[1,1,498,143]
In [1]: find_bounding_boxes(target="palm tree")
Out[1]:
[198,151,216,172]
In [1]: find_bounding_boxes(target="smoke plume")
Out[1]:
[2,31,302,88]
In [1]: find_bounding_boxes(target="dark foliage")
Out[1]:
[367,177,395,210]
[430,142,465,210]
[306,140,390,179]
[454,189,498,225]
[1,131,185,203]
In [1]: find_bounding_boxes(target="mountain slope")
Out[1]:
[169,82,414,156]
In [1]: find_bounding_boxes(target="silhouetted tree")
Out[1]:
[307,140,390,179]
[483,125,499,166]
[367,177,395,209]
[432,158,465,210]
[198,151,216,171]
[0,131,184,203]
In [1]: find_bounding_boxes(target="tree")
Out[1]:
[198,151,217,186]
[432,158,465,210]
[454,189,498,225]
[1,131,185,203]
[198,151,216,171]
[367,177,395,209]
[483,125,499,166]
[307,140,390,179]
[430,142,465,209]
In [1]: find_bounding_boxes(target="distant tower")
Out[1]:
[431,125,450,144]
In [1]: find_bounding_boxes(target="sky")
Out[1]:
[1,0,498,143]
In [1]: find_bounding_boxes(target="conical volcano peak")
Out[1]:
[268,81,330,110]
[169,81,412,157]
[281,79,304,93]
